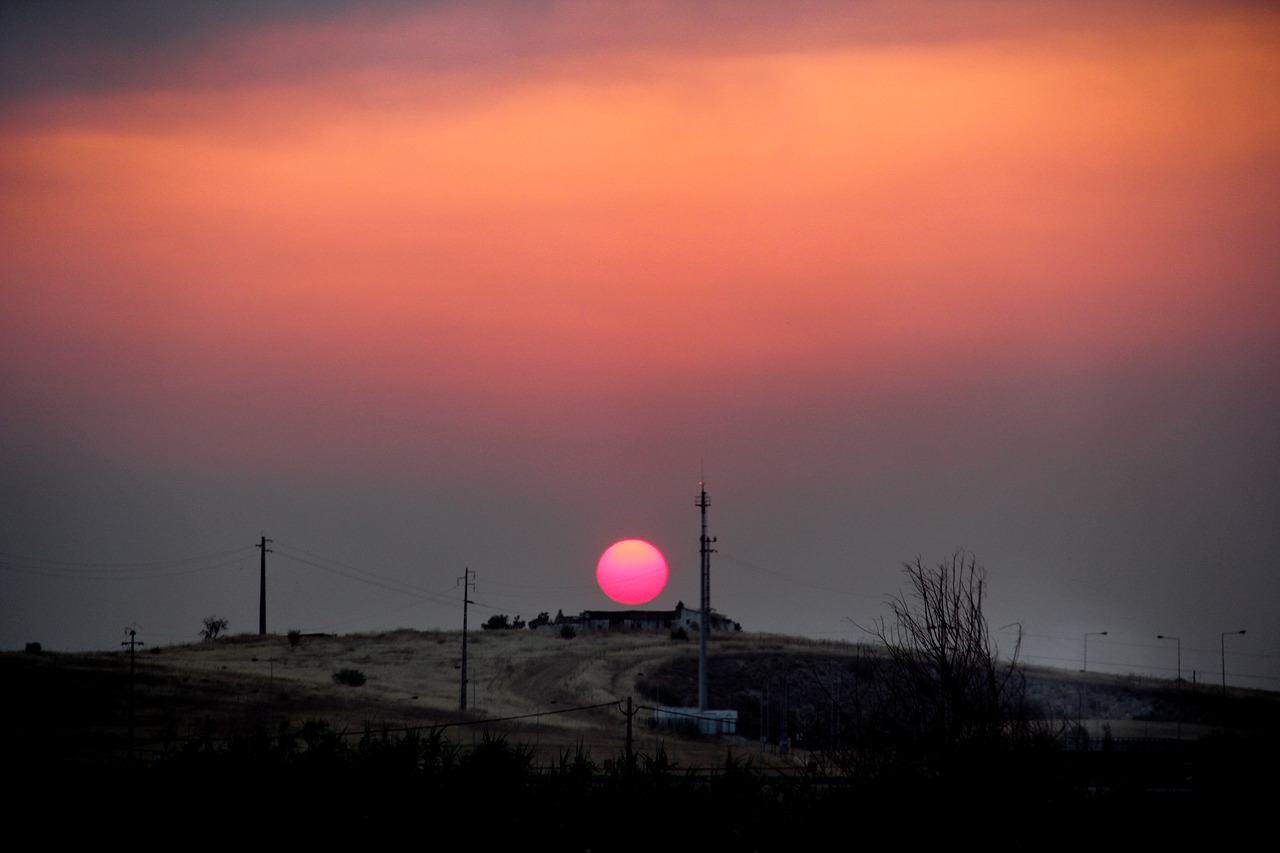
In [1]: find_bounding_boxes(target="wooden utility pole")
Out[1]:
[459,568,474,711]
[257,536,272,635]
[625,696,635,767]
[122,627,144,762]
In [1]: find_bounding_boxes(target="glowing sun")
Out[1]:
[596,539,668,605]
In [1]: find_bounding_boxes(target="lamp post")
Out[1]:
[1221,630,1245,696]
[759,691,766,755]
[1157,635,1181,683]
[1083,631,1107,673]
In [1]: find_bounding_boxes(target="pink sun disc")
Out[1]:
[596,539,669,605]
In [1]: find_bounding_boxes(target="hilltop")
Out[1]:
[6,627,1275,773]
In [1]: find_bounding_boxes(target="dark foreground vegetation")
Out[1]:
[6,660,1275,846]
[12,715,1274,846]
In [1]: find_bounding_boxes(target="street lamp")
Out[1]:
[1083,631,1107,673]
[1221,630,1246,696]
[1157,635,1181,683]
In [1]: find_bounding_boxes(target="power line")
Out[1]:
[270,545,458,604]
[0,547,254,580]
[0,546,254,569]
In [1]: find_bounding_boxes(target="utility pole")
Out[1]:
[696,481,716,712]
[256,535,272,636]
[1221,629,1246,697]
[781,669,790,754]
[625,696,635,768]
[459,568,474,711]
[122,627,144,763]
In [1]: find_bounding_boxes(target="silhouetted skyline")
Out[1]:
[1,2,1277,690]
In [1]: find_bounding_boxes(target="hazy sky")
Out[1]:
[2,1,1277,690]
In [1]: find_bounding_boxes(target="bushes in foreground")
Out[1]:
[127,723,827,842]
[332,667,367,686]
[28,718,1274,844]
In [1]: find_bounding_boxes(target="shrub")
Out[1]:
[332,668,367,687]
[287,629,302,648]
[24,642,42,654]
[200,616,229,641]
[559,625,577,639]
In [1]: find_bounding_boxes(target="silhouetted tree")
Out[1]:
[200,616,229,641]
[482,614,512,630]
[882,553,1022,743]
[841,551,1044,781]
[529,612,551,629]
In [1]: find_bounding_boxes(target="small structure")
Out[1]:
[537,601,741,633]
[653,706,738,736]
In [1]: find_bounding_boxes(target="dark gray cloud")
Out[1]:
[0,0,403,101]
[5,0,1219,103]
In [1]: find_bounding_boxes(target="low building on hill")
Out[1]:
[653,706,739,735]
[537,601,741,633]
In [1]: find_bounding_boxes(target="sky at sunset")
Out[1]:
[2,1,1278,690]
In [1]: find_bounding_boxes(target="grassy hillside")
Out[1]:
[6,627,1274,772]
[7,628,1278,844]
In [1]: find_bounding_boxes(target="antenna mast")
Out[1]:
[696,481,716,711]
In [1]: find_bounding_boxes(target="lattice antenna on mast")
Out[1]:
[696,481,716,712]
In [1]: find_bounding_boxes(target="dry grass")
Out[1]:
[13,628,844,770]
[9,627,1272,773]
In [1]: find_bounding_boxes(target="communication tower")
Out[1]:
[697,481,716,711]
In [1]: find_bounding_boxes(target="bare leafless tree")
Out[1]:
[840,551,1043,778]
[884,553,1019,740]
